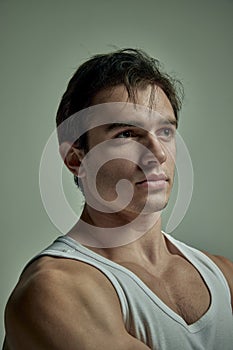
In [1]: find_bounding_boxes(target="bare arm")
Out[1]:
[4,258,151,350]
[204,252,233,311]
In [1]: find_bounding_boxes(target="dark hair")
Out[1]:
[56,48,183,188]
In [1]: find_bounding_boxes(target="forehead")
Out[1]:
[84,84,176,131]
[91,84,175,117]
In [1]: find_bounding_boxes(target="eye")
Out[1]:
[157,127,175,140]
[163,128,172,136]
[115,130,135,138]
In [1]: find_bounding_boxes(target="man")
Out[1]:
[3,49,233,349]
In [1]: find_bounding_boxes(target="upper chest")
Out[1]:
[119,257,211,325]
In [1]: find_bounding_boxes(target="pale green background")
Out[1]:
[1,0,233,345]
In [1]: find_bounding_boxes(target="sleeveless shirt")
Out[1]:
[29,233,233,350]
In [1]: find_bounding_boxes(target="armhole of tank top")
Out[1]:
[164,233,232,305]
[195,249,232,304]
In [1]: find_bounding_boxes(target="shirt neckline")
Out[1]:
[57,233,215,333]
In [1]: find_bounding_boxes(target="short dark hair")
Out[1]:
[56,48,183,189]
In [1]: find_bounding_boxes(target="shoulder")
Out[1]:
[8,254,120,297]
[6,256,115,308]
[4,256,125,349]
[203,251,233,308]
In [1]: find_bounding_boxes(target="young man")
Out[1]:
[4,49,233,349]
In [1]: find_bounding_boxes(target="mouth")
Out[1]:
[136,173,169,190]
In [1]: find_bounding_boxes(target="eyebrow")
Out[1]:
[105,121,144,132]
[159,119,177,128]
[105,117,177,132]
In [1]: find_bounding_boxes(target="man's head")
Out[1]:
[56,48,183,194]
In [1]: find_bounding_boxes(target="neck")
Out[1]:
[67,204,169,265]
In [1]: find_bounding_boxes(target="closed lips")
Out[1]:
[136,174,168,184]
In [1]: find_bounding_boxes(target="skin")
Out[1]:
[4,85,233,350]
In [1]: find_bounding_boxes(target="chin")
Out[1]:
[142,203,168,214]
[126,198,169,215]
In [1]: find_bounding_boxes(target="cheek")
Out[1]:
[96,159,137,184]
[94,160,137,202]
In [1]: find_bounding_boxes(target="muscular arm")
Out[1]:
[204,252,233,311]
[4,258,150,350]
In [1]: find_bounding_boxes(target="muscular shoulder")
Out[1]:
[203,251,233,308]
[5,256,126,349]
[6,256,111,313]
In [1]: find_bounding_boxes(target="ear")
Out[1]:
[59,142,85,178]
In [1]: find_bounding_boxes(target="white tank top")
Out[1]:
[32,233,233,350]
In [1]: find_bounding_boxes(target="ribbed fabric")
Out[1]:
[29,233,233,350]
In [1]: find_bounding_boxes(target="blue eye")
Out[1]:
[163,128,171,136]
[158,127,175,139]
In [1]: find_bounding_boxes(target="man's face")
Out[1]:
[79,84,177,217]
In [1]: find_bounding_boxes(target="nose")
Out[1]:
[140,133,167,166]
